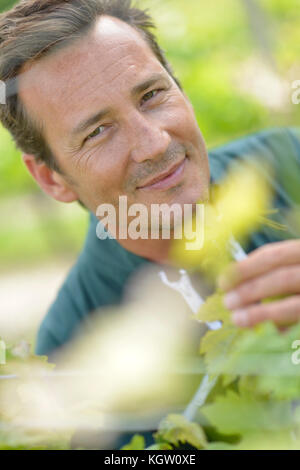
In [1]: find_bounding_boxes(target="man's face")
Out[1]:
[20,16,210,219]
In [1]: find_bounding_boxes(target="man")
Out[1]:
[0,0,300,361]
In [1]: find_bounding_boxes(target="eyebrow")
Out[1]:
[70,72,167,138]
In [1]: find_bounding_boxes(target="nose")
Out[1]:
[126,110,171,164]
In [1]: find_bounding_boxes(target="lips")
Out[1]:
[138,158,186,189]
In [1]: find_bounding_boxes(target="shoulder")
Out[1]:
[209,127,300,181]
[208,127,300,251]
[35,253,97,359]
[35,213,149,358]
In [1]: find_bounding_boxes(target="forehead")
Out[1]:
[18,16,165,143]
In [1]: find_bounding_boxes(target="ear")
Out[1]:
[22,154,79,203]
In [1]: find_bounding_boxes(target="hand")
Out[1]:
[217,240,300,329]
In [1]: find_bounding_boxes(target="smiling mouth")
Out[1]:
[137,157,187,191]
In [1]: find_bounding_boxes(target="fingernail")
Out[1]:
[224,291,241,310]
[232,309,249,327]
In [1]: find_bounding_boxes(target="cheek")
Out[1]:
[167,99,202,141]
[81,144,128,199]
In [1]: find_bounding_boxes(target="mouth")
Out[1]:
[137,157,187,191]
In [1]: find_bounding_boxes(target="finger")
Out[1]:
[218,240,300,291]
[223,265,300,310]
[231,295,300,328]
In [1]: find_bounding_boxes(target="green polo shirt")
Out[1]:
[36,127,300,358]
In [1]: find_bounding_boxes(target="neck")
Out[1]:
[117,236,175,266]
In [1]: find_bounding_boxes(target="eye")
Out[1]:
[86,124,106,141]
[141,89,161,105]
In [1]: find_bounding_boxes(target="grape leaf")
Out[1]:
[195,290,243,383]
[121,434,145,450]
[146,443,173,450]
[201,389,294,437]
[226,321,300,400]
[206,430,300,450]
[154,414,207,449]
[194,289,231,326]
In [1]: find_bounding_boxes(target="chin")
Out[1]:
[175,181,209,206]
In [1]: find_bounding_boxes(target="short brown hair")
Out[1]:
[0,0,181,173]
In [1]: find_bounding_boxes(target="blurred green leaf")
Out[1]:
[121,434,145,450]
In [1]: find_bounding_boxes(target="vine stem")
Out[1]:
[183,374,218,422]
[183,237,248,422]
